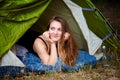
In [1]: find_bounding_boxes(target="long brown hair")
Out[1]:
[46,16,78,66]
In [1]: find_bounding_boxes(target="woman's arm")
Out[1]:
[33,36,58,66]
[48,42,58,66]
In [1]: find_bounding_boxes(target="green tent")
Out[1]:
[0,0,120,58]
[0,0,120,77]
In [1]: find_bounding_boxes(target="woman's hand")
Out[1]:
[64,32,70,41]
[42,31,54,44]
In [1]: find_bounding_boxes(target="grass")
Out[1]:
[1,58,120,80]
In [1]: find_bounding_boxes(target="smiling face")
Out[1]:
[48,20,62,42]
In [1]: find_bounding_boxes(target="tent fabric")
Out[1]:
[0,0,52,57]
[31,0,89,51]
[0,0,119,57]
[63,0,102,55]
[1,0,119,57]
[0,50,25,67]
[0,0,120,77]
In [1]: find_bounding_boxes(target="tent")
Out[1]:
[0,0,120,77]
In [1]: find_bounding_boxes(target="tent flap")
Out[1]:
[0,0,120,57]
[0,0,52,57]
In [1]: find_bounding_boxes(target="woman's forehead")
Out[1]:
[50,20,62,28]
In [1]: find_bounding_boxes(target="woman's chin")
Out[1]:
[52,39,59,42]
[53,40,59,42]
[51,37,60,42]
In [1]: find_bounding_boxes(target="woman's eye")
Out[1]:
[50,27,55,30]
[58,28,62,32]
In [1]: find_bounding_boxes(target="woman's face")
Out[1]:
[49,20,62,42]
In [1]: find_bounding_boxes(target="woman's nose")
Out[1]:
[54,30,58,34]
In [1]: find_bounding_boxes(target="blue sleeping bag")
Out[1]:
[0,50,96,77]
[20,50,96,72]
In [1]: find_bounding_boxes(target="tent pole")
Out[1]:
[82,8,96,11]
[82,7,120,42]
[96,9,120,43]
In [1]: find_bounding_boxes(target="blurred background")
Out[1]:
[91,0,120,36]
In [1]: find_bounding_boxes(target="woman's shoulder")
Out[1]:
[33,35,49,50]
[34,35,45,45]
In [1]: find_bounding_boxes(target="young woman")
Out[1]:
[33,16,78,66]
[20,15,96,72]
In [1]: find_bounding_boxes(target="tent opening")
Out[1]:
[16,29,40,53]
